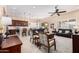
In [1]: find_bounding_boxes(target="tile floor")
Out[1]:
[19,35,72,53]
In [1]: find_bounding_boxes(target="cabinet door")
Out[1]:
[12,20,28,26]
[73,35,79,53]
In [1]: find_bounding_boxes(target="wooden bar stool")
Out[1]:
[22,28,27,36]
[32,31,41,48]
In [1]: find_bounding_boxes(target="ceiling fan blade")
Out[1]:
[57,13,60,16]
[50,12,56,16]
[58,11,66,13]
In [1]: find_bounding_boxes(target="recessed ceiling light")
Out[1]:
[33,6,36,8]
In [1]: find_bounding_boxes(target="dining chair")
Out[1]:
[40,33,56,53]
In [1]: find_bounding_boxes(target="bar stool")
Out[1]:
[22,28,27,36]
[32,31,41,48]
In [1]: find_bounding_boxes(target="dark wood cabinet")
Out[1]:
[72,34,79,53]
[12,20,28,26]
[0,36,22,53]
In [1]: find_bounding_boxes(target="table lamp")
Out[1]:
[0,23,3,34]
[1,16,12,38]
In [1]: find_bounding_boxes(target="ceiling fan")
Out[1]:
[48,5,66,16]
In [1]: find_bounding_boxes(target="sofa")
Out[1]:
[56,29,72,38]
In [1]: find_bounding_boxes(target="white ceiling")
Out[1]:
[6,5,79,19]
